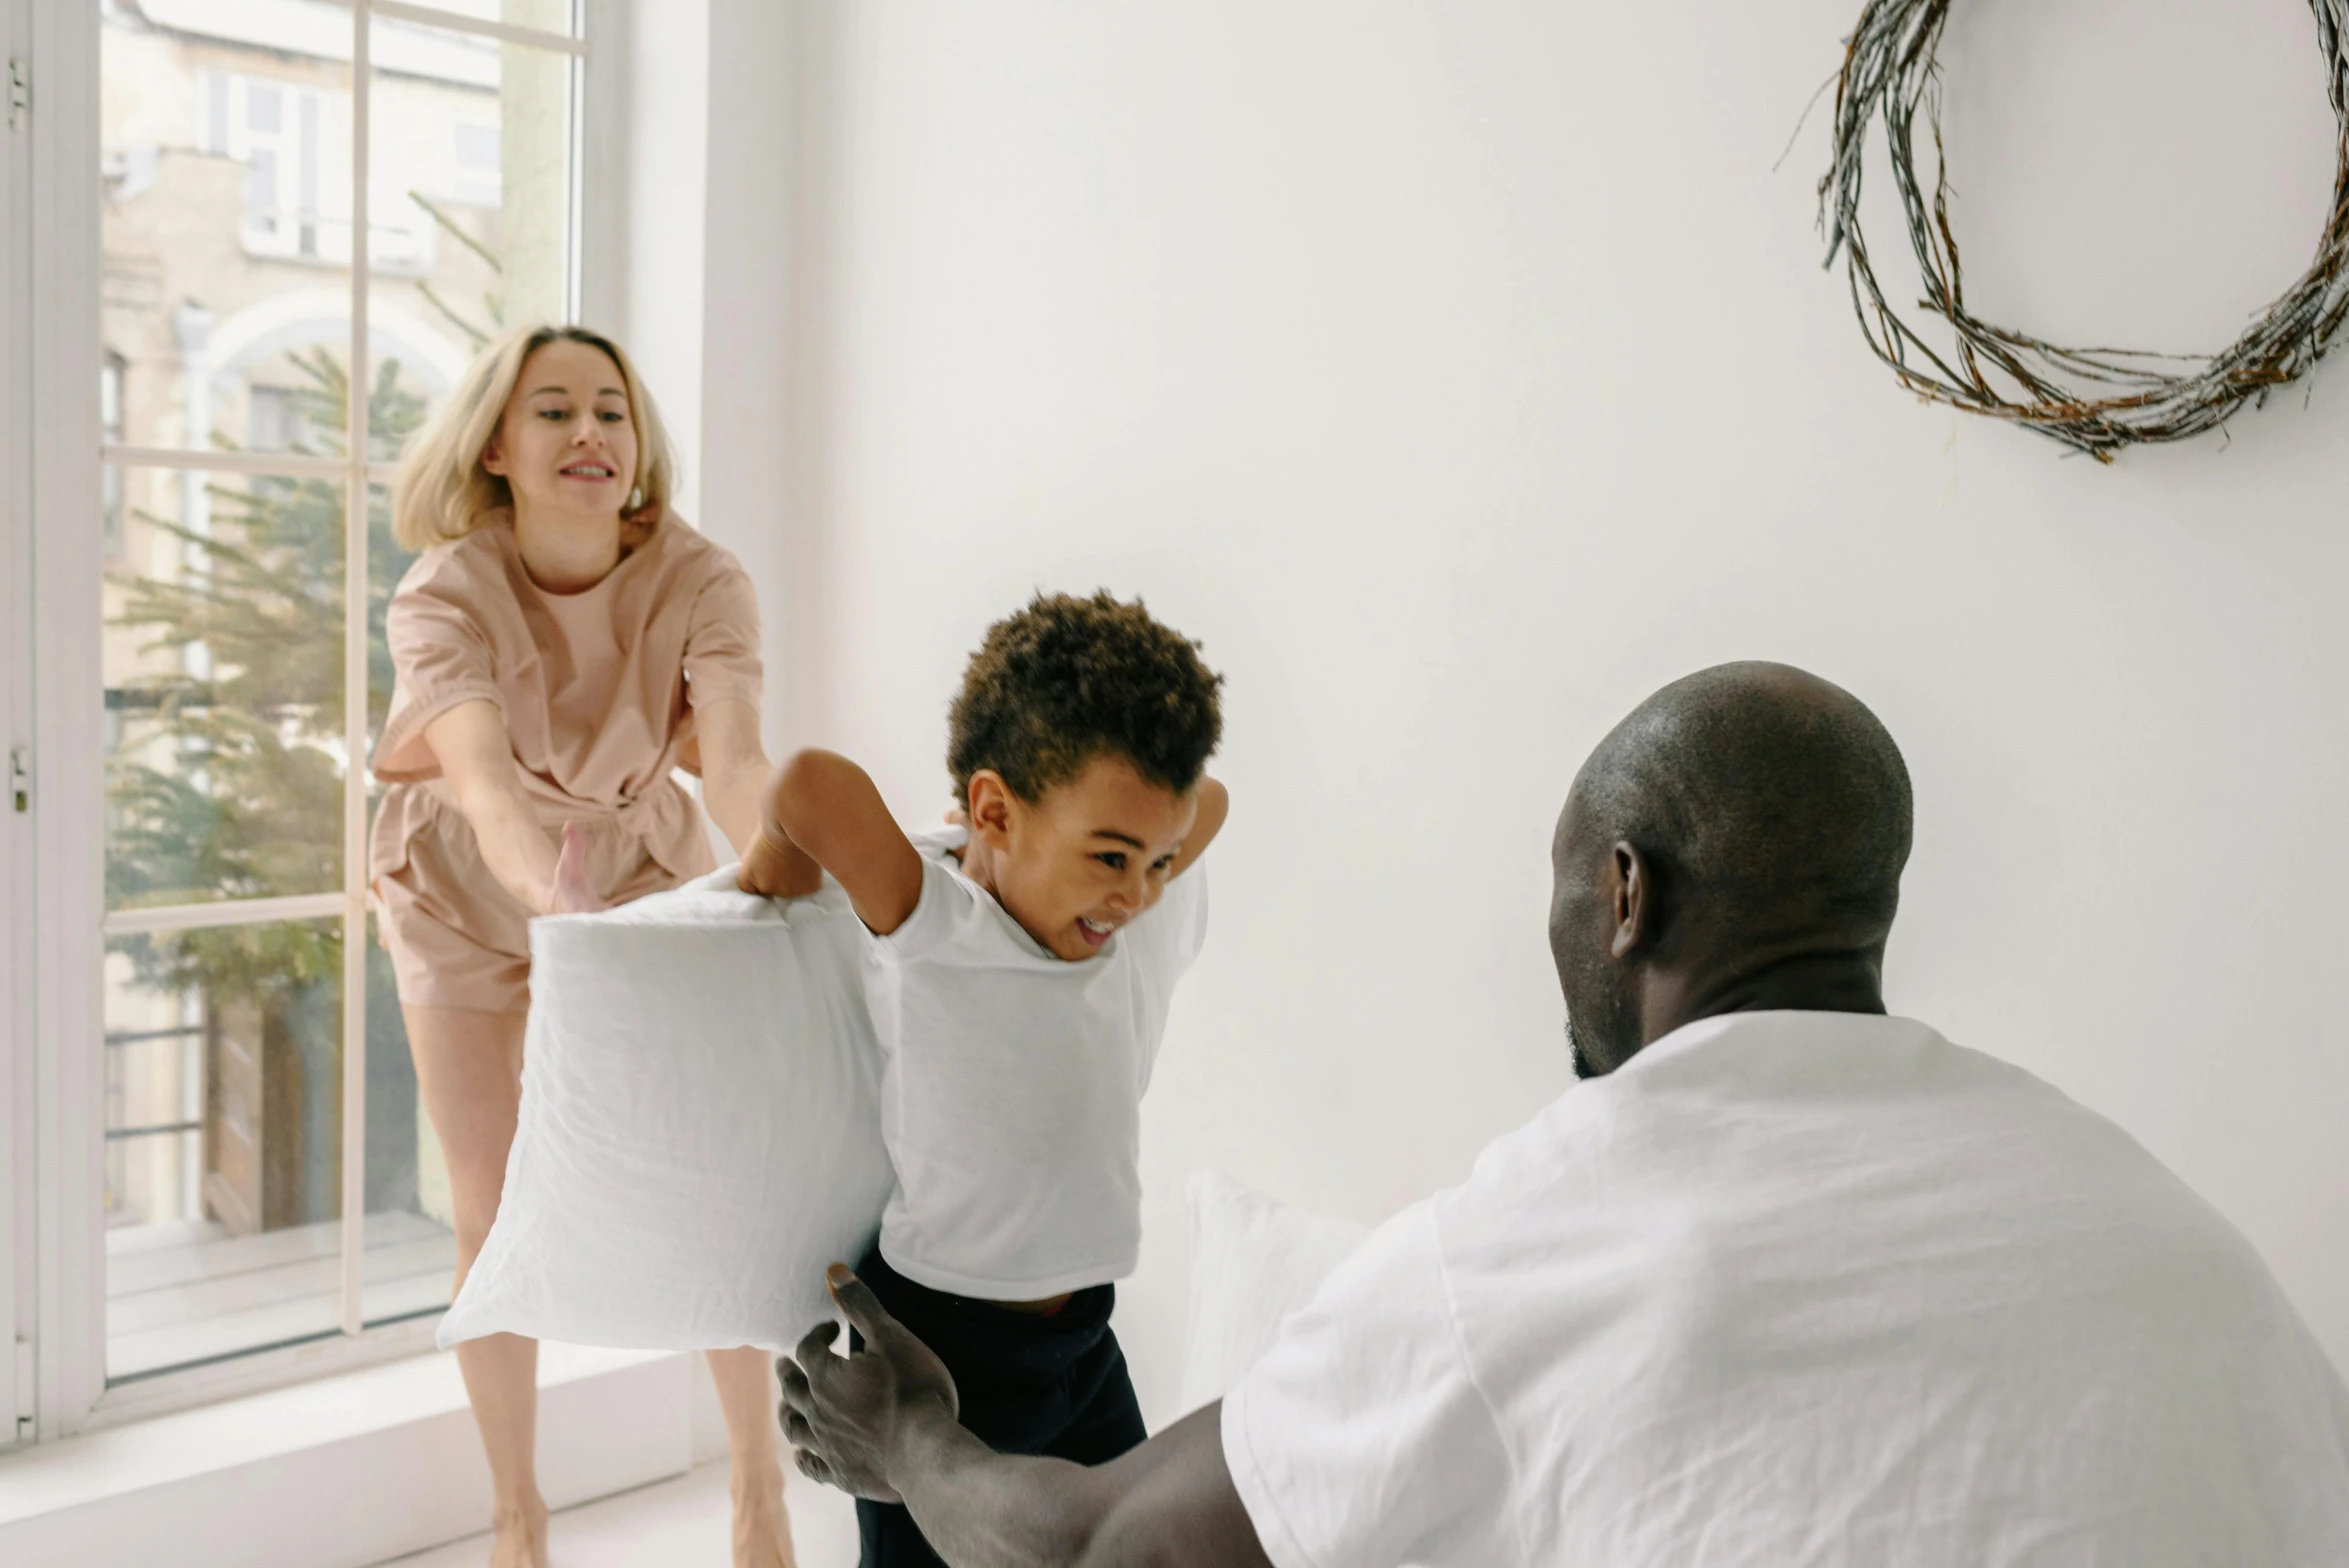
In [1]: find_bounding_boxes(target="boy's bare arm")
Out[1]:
[740,748,926,933]
[1169,776,1229,880]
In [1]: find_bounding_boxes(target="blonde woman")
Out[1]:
[372,324,795,1568]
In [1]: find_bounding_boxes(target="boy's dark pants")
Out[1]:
[852,1244,1146,1568]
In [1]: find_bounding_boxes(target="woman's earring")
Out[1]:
[626,486,644,513]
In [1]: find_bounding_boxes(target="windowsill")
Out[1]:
[0,1341,695,1567]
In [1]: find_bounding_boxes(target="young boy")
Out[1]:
[738,591,1229,1568]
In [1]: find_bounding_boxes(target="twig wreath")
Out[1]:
[1819,0,2349,460]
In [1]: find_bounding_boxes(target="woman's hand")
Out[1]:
[547,821,608,914]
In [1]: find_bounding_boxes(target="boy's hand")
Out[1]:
[739,823,825,899]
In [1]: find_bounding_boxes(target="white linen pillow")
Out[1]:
[1178,1171,1373,1416]
[439,869,895,1353]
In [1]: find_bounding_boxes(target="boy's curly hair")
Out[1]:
[948,591,1224,806]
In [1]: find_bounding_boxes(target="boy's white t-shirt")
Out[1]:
[1223,1011,2349,1568]
[862,827,1209,1299]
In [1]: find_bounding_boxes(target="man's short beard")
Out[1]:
[1563,964,1638,1079]
[1565,1013,1599,1081]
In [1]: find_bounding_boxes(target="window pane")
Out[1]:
[105,467,348,911]
[389,0,579,38]
[368,482,422,740]
[361,476,449,1327]
[105,920,345,1382]
[360,918,458,1328]
[369,14,576,454]
[102,2,358,456]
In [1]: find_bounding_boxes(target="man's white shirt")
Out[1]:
[1223,1011,2349,1567]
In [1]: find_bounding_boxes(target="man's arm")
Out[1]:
[783,1269,1275,1568]
[738,748,925,932]
[891,1400,1269,1568]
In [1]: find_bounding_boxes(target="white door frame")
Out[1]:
[27,0,106,1446]
[1,0,34,1458]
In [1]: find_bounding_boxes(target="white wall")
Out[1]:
[622,0,805,889]
[627,0,807,768]
[696,0,804,756]
[618,0,709,524]
[742,0,2349,1424]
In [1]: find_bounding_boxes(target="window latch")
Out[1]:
[10,748,26,814]
[7,59,25,133]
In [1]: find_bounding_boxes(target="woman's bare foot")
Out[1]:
[731,1471,798,1568]
[488,1499,550,1568]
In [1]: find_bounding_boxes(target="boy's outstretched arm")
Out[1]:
[1169,776,1229,880]
[738,749,926,934]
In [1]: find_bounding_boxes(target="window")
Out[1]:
[100,351,126,560]
[197,70,346,263]
[453,119,502,206]
[0,0,614,1440]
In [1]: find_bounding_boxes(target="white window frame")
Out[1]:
[5,0,628,1447]
[4,0,38,1457]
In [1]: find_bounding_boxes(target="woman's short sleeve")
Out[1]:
[373,554,505,781]
[682,551,764,712]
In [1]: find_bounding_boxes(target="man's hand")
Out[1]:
[777,1264,1273,1568]
[778,1265,959,1503]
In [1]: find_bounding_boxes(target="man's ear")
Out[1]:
[1609,841,1650,960]
[965,771,1016,847]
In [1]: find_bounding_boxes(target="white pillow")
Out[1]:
[1178,1171,1372,1415]
[439,870,895,1353]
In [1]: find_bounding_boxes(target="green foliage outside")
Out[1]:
[99,196,509,1220]
[102,200,501,1227]
[108,192,502,994]
[107,351,421,995]
[103,356,426,1226]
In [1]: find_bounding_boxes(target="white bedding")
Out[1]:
[438,869,895,1353]
[1178,1172,1370,1417]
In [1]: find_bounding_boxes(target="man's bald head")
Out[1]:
[1550,663,1912,1076]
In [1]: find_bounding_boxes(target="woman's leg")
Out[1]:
[706,1347,798,1567]
[406,1003,546,1568]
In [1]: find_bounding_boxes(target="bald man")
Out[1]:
[782,663,2349,1567]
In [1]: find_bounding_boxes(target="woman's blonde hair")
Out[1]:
[391,323,678,552]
